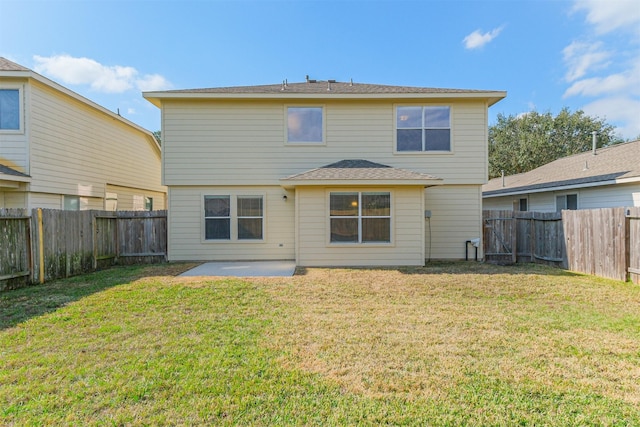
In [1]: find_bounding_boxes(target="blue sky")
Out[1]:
[1,0,638,139]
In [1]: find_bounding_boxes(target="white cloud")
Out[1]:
[463,26,504,50]
[563,64,640,98]
[137,74,172,92]
[581,96,640,138]
[573,0,640,35]
[562,1,640,139]
[33,54,172,93]
[562,41,611,82]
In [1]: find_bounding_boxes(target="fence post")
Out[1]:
[37,208,44,284]
[26,213,33,284]
[511,210,517,264]
[92,212,97,270]
[625,213,631,282]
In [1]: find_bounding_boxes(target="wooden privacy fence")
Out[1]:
[563,207,640,283]
[0,209,167,291]
[483,210,565,267]
[483,208,640,283]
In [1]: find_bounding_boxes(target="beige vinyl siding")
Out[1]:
[424,185,483,259]
[168,186,295,261]
[28,192,62,209]
[105,184,166,211]
[296,186,424,267]
[26,80,164,202]
[2,191,26,208]
[162,100,488,186]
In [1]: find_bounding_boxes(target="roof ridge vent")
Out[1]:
[305,75,316,83]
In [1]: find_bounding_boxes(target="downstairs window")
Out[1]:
[329,191,391,243]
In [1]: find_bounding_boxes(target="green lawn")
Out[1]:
[1,262,639,425]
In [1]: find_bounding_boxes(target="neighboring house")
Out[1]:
[483,140,640,211]
[143,80,505,266]
[0,57,166,211]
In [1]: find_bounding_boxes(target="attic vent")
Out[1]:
[305,75,316,83]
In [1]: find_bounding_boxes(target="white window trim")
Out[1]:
[201,191,267,243]
[0,84,25,134]
[325,189,394,247]
[284,104,326,146]
[555,192,579,211]
[393,104,453,155]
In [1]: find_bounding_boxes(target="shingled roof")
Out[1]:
[0,164,31,180]
[280,160,441,188]
[144,80,506,107]
[160,81,496,95]
[483,140,640,197]
[0,57,30,72]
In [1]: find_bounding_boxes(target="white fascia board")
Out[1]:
[143,91,507,105]
[483,179,620,198]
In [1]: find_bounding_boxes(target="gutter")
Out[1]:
[483,176,640,198]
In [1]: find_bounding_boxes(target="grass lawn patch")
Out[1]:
[1,262,639,425]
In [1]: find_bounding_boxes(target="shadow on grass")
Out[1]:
[0,262,196,331]
[295,261,582,277]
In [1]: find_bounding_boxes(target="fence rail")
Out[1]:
[483,207,640,283]
[0,209,167,291]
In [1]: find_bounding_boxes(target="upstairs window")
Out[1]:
[287,106,323,143]
[396,106,450,152]
[0,89,20,130]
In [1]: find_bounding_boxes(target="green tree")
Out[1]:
[152,130,161,146]
[488,108,620,178]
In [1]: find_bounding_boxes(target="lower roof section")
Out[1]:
[280,159,442,189]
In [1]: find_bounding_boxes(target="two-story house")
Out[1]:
[144,80,505,266]
[0,57,166,210]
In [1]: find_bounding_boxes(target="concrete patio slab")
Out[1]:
[179,261,296,277]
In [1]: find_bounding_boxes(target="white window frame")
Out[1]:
[327,190,393,245]
[556,193,578,211]
[63,195,80,211]
[0,85,24,134]
[394,104,452,154]
[202,192,266,243]
[518,197,528,212]
[285,105,326,145]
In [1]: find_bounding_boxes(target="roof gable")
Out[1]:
[280,159,442,188]
[0,57,161,156]
[0,57,30,71]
